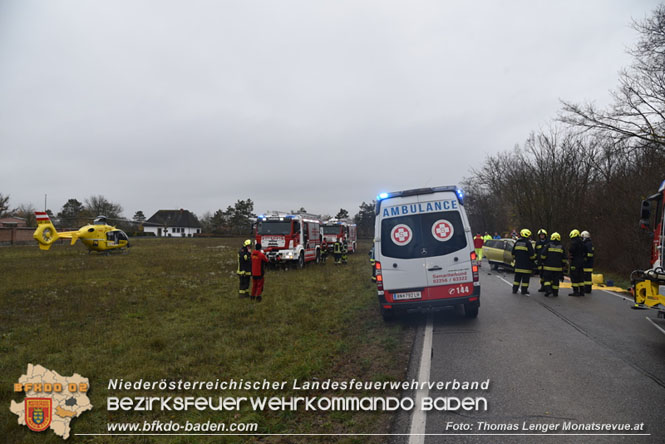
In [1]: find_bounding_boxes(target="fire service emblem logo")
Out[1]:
[25,398,52,432]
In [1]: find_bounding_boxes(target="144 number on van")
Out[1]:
[448,284,472,295]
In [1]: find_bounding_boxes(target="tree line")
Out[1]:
[1,191,379,239]
[462,5,665,276]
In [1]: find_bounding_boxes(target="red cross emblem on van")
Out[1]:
[432,219,454,242]
[391,224,412,246]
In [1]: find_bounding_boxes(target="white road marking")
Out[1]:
[646,317,665,336]
[599,288,634,303]
[408,314,433,444]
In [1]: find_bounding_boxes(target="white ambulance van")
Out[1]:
[373,186,480,320]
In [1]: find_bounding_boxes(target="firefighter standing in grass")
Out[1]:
[341,239,348,264]
[540,232,567,297]
[581,231,594,294]
[568,229,585,296]
[535,229,548,292]
[333,238,342,264]
[511,229,536,295]
[237,239,252,297]
[321,238,329,263]
[369,246,376,282]
[251,242,269,302]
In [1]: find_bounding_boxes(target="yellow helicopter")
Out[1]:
[33,212,131,253]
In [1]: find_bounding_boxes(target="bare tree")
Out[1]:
[12,203,37,226]
[560,5,665,151]
[84,195,123,219]
[0,193,9,217]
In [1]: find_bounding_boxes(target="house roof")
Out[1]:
[145,209,201,228]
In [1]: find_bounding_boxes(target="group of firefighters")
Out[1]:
[235,237,351,300]
[509,228,594,297]
[320,238,350,265]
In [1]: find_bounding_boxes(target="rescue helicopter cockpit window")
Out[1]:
[258,221,292,235]
[117,231,129,241]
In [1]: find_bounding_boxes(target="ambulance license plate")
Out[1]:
[393,291,422,300]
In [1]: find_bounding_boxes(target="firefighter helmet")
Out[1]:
[243,239,252,246]
[580,230,590,239]
[569,229,580,238]
[537,228,547,236]
[550,232,561,241]
[520,229,532,238]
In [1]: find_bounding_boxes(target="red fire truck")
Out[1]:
[321,219,357,253]
[255,212,321,268]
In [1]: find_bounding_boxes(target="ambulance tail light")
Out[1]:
[375,261,383,290]
[471,252,479,282]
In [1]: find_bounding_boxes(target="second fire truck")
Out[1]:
[255,212,322,268]
[321,219,357,253]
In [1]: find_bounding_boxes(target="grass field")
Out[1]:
[1,238,414,443]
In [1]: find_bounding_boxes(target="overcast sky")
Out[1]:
[0,0,661,220]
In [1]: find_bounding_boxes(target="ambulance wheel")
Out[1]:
[381,307,396,322]
[298,252,305,269]
[464,304,479,318]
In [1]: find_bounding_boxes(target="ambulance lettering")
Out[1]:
[382,200,458,218]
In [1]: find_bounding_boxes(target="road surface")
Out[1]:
[392,266,665,443]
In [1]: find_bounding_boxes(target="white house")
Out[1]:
[143,209,202,237]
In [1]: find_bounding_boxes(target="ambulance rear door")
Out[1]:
[419,195,474,299]
[378,195,428,299]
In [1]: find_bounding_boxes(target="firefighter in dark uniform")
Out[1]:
[540,232,567,297]
[581,230,594,294]
[369,246,376,282]
[511,229,536,294]
[333,239,342,264]
[568,229,585,296]
[237,239,252,297]
[535,228,548,292]
[341,239,348,264]
[321,238,329,263]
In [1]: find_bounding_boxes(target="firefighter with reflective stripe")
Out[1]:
[341,239,348,264]
[568,229,585,296]
[535,228,548,292]
[369,246,376,282]
[251,242,269,302]
[581,230,594,294]
[237,239,252,297]
[511,229,536,294]
[473,233,484,262]
[540,232,567,297]
[333,239,343,264]
[321,238,329,263]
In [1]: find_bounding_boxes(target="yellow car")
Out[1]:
[482,238,516,270]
